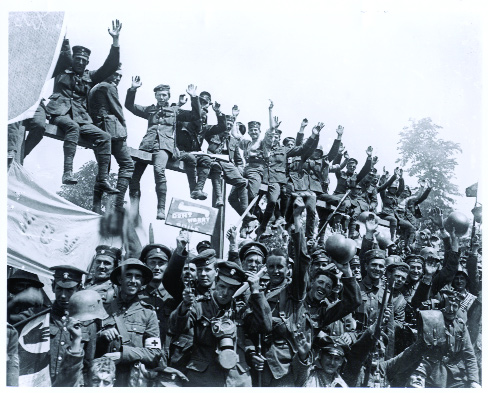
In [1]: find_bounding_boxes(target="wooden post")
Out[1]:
[211,178,226,259]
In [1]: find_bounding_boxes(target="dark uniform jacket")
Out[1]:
[263,133,319,185]
[424,317,479,387]
[379,177,405,217]
[125,90,200,153]
[206,130,244,168]
[331,156,372,195]
[262,230,361,383]
[88,81,127,139]
[46,45,120,124]
[138,284,178,343]
[50,302,96,385]
[98,295,162,387]
[169,292,272,387]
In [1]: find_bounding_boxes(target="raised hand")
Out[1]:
[336,125,344,136]
[179,94,188,106]
[372,156,379,166]
[343,151,350,160]
[394,167,401,177]
[226,226,237,243]
[212,101,221,114]
[365,214,378,234]
[366,146,373,157]
[312,122,325,134]
[176,230,189,253]
[186,84,197,98]
[429,207,444,229]
[273,116,282,129]
[232,105,240,117]
[131,76,142,89]
[301,118,308,128]
[108,19,122,39]
[295,331,312,362]
[268,99,274,110]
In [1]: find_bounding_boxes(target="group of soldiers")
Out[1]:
[7,199,482,387]
[6,20,482,388]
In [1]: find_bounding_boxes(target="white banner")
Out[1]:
[7,161,102,274]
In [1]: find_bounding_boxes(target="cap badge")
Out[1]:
[156,248,161,253]
[101,250,105,254]
[63,272,69,279]
[230,269,236,276]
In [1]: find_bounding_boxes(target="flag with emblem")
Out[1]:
[465,182,478,198]
[17,310,51,386]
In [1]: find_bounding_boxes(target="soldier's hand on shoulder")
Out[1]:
[67,317,82,341]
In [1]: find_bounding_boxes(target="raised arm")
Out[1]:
[124,76,150,119]
[356,146,373,183]
[90,20,122,84]
[295,118,308,146]
[325,125,344,161]
[176,84,202,122]
[162,233,189,304]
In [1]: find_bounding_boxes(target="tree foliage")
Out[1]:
[57,161,117,212]
[396,117,462,218]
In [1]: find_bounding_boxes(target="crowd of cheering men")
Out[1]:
[6,20,482,387]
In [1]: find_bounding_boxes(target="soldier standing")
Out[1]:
[97,258,161,387]
[138,243,177,343]
[169,261,273,387]
[49,266,96,385]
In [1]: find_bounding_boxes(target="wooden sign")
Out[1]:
[165,198,219,235]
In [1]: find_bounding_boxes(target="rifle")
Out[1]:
[361,276,393,387]
[256,333,262,387]
[317,190,351,238]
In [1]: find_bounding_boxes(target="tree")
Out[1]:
[57,160,117,212]
[396,118,462,221]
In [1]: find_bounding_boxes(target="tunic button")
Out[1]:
[58,356,62,360]
[60,341,65,346]
[62,316,66,320]
[63,327,67,331]
[156,307,160,310]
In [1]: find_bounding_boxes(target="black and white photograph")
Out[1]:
[5,0,484,387]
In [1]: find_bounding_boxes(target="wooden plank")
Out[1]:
[44,124,186,173]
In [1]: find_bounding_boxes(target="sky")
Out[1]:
[5,0,485,253]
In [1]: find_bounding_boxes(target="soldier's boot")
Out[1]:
[185,165,198,194]
[235,180,257,220]
[96,154,119,194]
[211,177,224,207]
[155,181,167,220]
[390,225,397,242]
[92,182,103,214]
[191,167,209,200]
[128,188,141,219]
[114,177,130,211]
[62,141,78,185]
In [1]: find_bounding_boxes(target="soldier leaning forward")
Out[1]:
[168,261,273,387]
